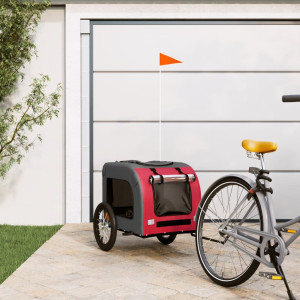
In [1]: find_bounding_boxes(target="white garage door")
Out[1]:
[91,21,300,219]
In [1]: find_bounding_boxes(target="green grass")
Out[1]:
[0,224,62,284]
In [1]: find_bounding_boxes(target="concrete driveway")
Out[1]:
[0,223,299,299]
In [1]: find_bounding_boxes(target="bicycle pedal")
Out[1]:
[259,272,282,280]
[281,228,297,234]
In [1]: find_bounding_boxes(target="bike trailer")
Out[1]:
[100,160,201,238]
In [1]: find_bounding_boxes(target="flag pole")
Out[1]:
[158,53,181,162]
[159,66,162,161]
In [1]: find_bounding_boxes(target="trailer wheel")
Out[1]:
[157,234,177,245]
[93,202,117,251]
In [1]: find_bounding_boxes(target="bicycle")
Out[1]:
[195,95,300,300]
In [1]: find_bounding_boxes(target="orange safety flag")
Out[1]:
[160,53,182,66]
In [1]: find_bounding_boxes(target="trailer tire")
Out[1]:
[157,234,177,245]
[93,202,117,251]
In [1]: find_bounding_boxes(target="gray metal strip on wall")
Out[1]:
[90,21,94,222]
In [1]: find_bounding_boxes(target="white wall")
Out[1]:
[0,7,65,225]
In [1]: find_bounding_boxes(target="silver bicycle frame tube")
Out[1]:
[222,225,286,267]
[259,154,279,236]
[207,154,298,268]
[258,154,300,248]
[217,154,288,267]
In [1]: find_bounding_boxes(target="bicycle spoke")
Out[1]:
[236,246,249,268]
[203,212,223,229]
[197,180,262,281]
[229,250,238,276]
[216,193,226,219]
[206,206,224,223]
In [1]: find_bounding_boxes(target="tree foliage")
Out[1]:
[0,0,50,102]
[0,76,61,178]
[0,0,62,179]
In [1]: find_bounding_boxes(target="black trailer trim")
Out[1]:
[157,219,191,227]
[117,228,195,238]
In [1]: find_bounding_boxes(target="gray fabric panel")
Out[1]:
[103,162,143,235]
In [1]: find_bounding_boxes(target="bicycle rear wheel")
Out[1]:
[196,177,263,287]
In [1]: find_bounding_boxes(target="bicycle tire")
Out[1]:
[196,176,263,287]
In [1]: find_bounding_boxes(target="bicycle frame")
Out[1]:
[218,154,300,268]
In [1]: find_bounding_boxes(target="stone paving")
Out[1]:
[0,223,299,300]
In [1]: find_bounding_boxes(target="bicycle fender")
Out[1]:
[195,174,269,233]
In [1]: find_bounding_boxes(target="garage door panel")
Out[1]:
[93,72,300,121]
[93,25,300,71]
[163,123,300,170]
[91,22,300,220]
[93,123,159,170]
[93,73,159,121]
[163,73,300,121]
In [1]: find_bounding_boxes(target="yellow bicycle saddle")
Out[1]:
[242,139,278,154]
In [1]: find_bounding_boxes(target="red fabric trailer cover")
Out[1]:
[135,167,201,236]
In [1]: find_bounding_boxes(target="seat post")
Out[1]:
[259,153,266,170]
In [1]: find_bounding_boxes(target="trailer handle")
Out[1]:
[149,174,196,184]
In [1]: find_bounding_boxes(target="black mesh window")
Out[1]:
[107,178,134,219]
[152,181,192,217]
